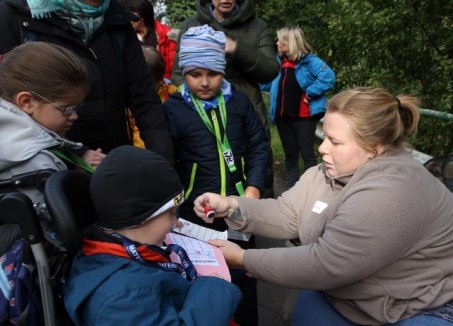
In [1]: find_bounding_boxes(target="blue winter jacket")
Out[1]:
[262,54,336,122]
[163,89,268,230]
[64,252,241,326]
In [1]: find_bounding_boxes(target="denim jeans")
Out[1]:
[291,290,453,326]
[275,117,319,188]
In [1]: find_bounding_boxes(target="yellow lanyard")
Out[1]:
[190,93,245,196]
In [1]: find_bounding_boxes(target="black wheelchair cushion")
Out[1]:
[44,171,96,253]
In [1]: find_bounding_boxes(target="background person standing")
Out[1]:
[119,0,178,81]
[171,0,279,198]
[262,26,335,188]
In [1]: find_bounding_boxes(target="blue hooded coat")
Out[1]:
[64,251,241,326]
[262,54,336,122]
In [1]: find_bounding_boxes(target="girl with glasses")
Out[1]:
[0,42,104,254]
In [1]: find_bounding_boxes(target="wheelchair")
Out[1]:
[0,170,94,325]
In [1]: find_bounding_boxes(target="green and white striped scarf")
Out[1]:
[26,0,110,43]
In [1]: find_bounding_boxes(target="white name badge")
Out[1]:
[311,201,328,214]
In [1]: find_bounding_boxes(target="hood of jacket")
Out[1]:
[63,253,131,325]
[0,98,82,171]
[197,0,256,28]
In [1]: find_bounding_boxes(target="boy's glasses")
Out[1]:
[30,91,81,116]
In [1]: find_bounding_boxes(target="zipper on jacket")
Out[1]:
[185,163,197,200]
[279,66,288,117]
[241,157,246,181]
[88,48,98,59]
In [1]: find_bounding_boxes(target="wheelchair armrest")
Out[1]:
[0,168,56,193]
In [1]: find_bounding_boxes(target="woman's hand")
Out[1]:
[225,36,237,54]
[193,192,238,223]
[209,239,245,269]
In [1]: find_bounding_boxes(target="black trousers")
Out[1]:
[276,116,321,188]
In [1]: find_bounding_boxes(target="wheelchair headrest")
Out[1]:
[44,170,96,252]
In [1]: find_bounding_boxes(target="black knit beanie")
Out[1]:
[90,145,184,230]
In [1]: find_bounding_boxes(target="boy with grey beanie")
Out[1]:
[163,25,268,326]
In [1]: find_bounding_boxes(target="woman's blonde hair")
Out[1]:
[327,87,421,155]
[276,26,313,61]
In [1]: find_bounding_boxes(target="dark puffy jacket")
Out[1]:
[0,0,174,162]
[163,90,268,231]
[171,0,279,131]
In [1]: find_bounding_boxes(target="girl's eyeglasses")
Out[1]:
[30,91,81,116]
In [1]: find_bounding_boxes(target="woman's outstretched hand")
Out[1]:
[209,239,245,269]
[193,192,238,223]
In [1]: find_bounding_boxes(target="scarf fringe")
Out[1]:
[26,0,110,19]
[27,0,59,19]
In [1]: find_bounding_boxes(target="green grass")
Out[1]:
[270,124,285,175]
[270,124,307,178]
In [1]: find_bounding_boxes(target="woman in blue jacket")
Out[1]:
[262,26,335,188]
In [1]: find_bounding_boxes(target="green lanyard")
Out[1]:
[190,93,245,197]
[49,148,95,174]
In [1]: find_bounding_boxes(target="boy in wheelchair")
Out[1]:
[63,145,241,325]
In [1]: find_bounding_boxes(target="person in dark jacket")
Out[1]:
[164,25,268,326]
[171,0,278,198]
[118,0,178,81]
[0,0,174,162]
[64,145,241,326]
